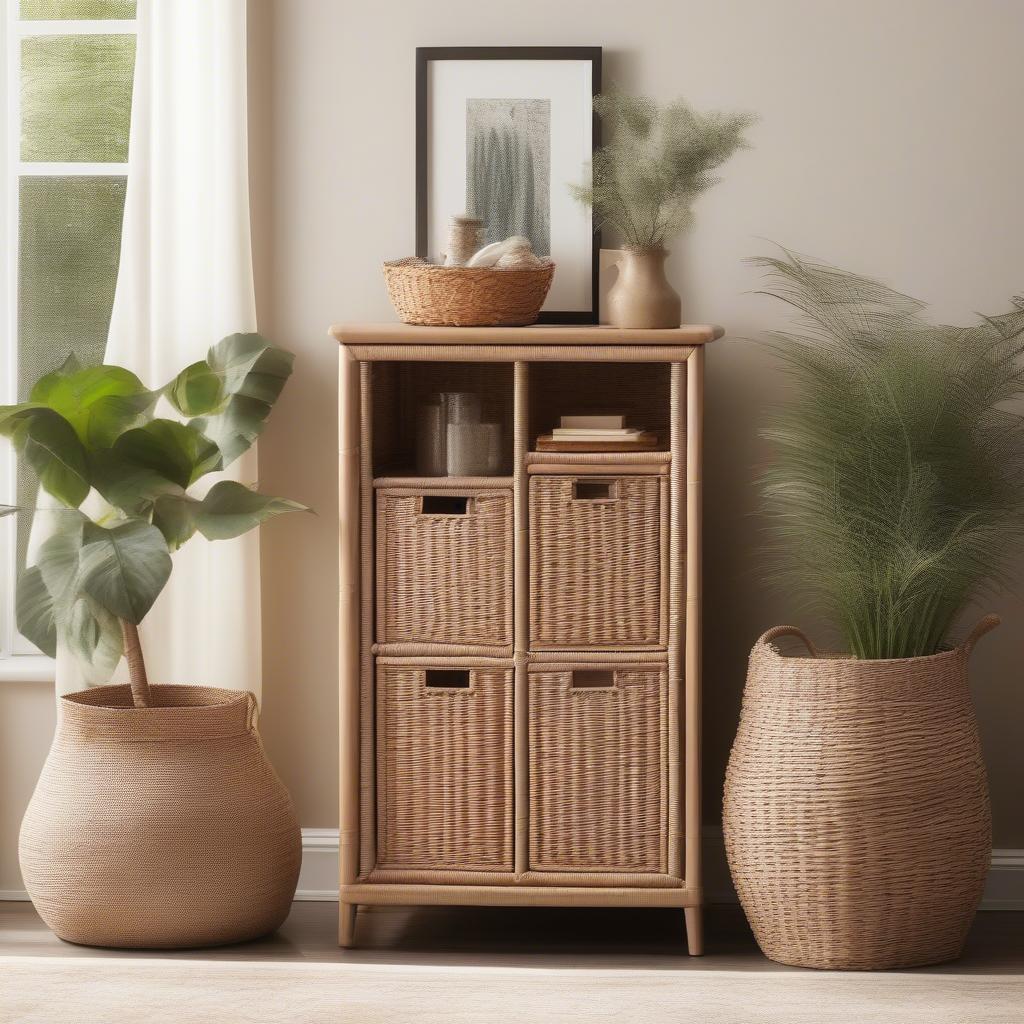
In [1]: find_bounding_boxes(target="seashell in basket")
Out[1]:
[383,257,555,327]
[495,249,544,270]
[467,235,533,268]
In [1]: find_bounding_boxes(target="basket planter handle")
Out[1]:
[963,614,1000,658]
[756,625,819,658]
[246,692,261,735]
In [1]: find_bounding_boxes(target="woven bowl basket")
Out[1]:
[723,617,996,970]
[19,684,301,949]
[383,257,554,327]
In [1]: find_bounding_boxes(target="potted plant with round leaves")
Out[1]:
[722,252,1023,970]
[1,334,309,949]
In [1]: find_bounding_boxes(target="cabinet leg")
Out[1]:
[684,906,704,956]
[339,902,358,947]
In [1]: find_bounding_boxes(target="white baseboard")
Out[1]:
[295,828,344,901]
[983,849,1024,910]
[297,828,1024,911]
[4,831,1021,909]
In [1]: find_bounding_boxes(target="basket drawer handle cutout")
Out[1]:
[572,480,617,501]
[571,669,615,689]
[424,669,471,690]
[421,495,470,515]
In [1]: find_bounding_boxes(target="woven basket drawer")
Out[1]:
[376,487,513,648]
[529,660,668,873]
[529,475,666,649]
[376,658,514,871]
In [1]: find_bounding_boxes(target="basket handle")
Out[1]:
[572,479,618,501]
[419,494,471,516]
[756,625,819,658]
[962,614,1000,658]
[246,692,261,733]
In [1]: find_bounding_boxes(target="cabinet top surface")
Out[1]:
[330,323,724,346]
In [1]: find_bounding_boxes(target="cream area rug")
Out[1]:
[2,956,1021,1024]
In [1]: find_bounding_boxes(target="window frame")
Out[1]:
[0,0,135,676]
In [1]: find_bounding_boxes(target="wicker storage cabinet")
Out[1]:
[529,659,667,873]
[376,487,513,648]
[529,474,666,650]
[376,658,514,871]
[335,323,721,954]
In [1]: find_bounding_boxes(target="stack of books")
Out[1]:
[536,414,658,452]
[551,415,641,442]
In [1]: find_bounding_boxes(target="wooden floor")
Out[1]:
[2,901,1021,974]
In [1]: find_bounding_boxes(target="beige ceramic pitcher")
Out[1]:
[606,248,681,329]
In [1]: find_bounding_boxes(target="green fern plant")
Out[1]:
[570,90,755,250]
[757,250,1024,659]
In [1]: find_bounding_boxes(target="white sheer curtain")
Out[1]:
[56,0,261,696]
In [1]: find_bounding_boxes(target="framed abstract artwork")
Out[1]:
[415,46,602,323]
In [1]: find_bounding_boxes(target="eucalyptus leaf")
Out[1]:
[15,566,57,657]
[89,449,185,515]
[188,334,295,467]
[0,505,17,518]
[196,481,309,539]
[31,364,154,447]
[153,480,309,550]
[164,360,225,417]
[208,333,293,401]
[17,513,123,676]
[16,513,88,658]
[113,419,222,489]
[78,519,172,624]
[151,492,201,550]
[10,408,90,507]
[0,403,44,437]
[192,395,271,467]
[36,516,87,601]
[66,595,123,684]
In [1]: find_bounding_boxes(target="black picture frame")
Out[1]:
[415,46,602,325]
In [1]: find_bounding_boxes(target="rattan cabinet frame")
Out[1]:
[334,323,722,955]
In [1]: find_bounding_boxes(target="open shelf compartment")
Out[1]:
[370,361,514,477]
[527,361,674,453]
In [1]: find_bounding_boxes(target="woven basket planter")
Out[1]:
[383,258,554,327]
[722,618,996,970]
[19,684,301,949]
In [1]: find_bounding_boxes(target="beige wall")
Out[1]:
[252,0,1024,845]
[0,686,56,891]
[3,0,1022,893]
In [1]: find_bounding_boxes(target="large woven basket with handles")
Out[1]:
[383,257,554,327]
[722,616,996,970]
[19,684,301,949]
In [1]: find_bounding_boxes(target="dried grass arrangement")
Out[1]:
[571,90,755,250]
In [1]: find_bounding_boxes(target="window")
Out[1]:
[0,0,136,665]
